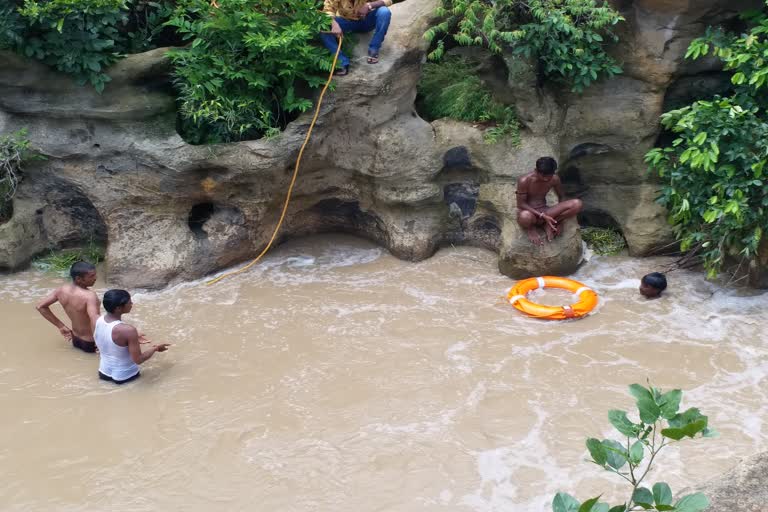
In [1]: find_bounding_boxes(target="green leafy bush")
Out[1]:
[417,56,520,144]
[0,129,34,223]
[553,383,715,512]
[645,4,768,278]
[166,0,333,144]
[33,240,105,274]
[581,227,626,255]
[16,0,130,92]
[0,4,24,50]
[124,0,176,53]
[424,0,624,92]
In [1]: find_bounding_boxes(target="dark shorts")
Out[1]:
[99,371,141,385]
[72,335,97,353]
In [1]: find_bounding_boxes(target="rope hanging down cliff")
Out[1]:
[206,36,343,286]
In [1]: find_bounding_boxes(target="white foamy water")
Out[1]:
[1,234,766,511]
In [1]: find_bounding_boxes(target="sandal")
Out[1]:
[367,51,379,64]
[334,65,350,76]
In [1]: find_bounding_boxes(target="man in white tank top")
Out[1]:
[95,289,169,384]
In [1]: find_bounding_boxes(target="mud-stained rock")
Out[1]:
[498,219,583,279]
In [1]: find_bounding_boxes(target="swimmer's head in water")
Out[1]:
[640,272,667,298]
[103,289,133,314]
[535,157,557,181]
[70,261,97,287]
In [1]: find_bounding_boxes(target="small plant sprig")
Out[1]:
[552,383,716,512]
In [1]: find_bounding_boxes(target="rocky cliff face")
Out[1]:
[0,0,762,288]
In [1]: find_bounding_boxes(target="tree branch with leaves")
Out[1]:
[552,383,716,512]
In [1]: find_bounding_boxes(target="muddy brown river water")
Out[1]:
[1,235,766,511]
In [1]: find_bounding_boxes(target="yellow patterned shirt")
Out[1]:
[323,0,393,20]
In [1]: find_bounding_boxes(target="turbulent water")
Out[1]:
[1,234,766,511]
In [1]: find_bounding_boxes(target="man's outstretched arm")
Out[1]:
[125,326,169,365]
[36,289,72,340]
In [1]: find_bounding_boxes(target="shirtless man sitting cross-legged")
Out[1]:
[516,157,583,245]
[36,261,101,353]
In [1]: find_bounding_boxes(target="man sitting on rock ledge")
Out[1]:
[516,157,583,245]
[320,0,393,76]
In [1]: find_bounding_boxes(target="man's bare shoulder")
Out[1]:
[113,323,137,336]
[517,172,535,187]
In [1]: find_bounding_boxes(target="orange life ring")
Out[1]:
[507,276,598,320]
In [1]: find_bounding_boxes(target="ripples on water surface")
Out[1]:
[1,235,766,511]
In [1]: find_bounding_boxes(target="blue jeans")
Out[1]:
[320,7,392,68]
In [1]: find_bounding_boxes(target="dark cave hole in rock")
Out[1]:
[188,202,215,239]
[444,182,479,219]
[579,208,623,232]
[560,165,582,186]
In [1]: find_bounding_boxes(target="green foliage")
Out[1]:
[0,4,24,50]
[166,0,333,144]
[581,227,627,255]
[417,56,520,144]
[553,383,715,512]
[15,0,130,92]
[424,0,624,92]
[124,0,176,53]
[645,4,768,278]
[0,129,34,223]
[33,241,105,274]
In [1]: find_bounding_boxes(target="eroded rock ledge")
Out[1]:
[0,0,759,288]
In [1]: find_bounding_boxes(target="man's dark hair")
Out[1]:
[70,261,96,281]
[641,272,667,291]
[103,289,131,313]
[535,157,558,176]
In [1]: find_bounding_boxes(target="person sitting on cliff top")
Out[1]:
[516,157,583,245]
[95,289,170,385]
[320,0,393,76]
[639,272,667,299]
[36,261,101,353]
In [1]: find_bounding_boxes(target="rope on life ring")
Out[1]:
[507,276,598,320]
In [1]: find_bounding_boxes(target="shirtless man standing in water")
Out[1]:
[516,157,583,245]
[36,261,101,353]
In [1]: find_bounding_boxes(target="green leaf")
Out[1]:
[608,410,640,437]
[629,440,644,465]
[602,439,627,470]
[637,396,661,424]
[553,492,581,512]
[578,496,601,512]
[658,390,682,419]
[586,438,607,466]
[632,487,654,508]
[675,493,710,512]
[628,384,653,403]
[608,506,627,512]
[653,482,673,506]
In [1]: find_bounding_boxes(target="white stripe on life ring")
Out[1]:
[574,286,593,296]
[536,277,546,289]
[508,295,526,305]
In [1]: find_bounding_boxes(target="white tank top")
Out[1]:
[95,315,139,381]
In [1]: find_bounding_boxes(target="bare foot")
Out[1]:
[527,227,543,245]
[545,222,556,242]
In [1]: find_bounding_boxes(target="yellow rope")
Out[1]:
[207,35,343,286]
